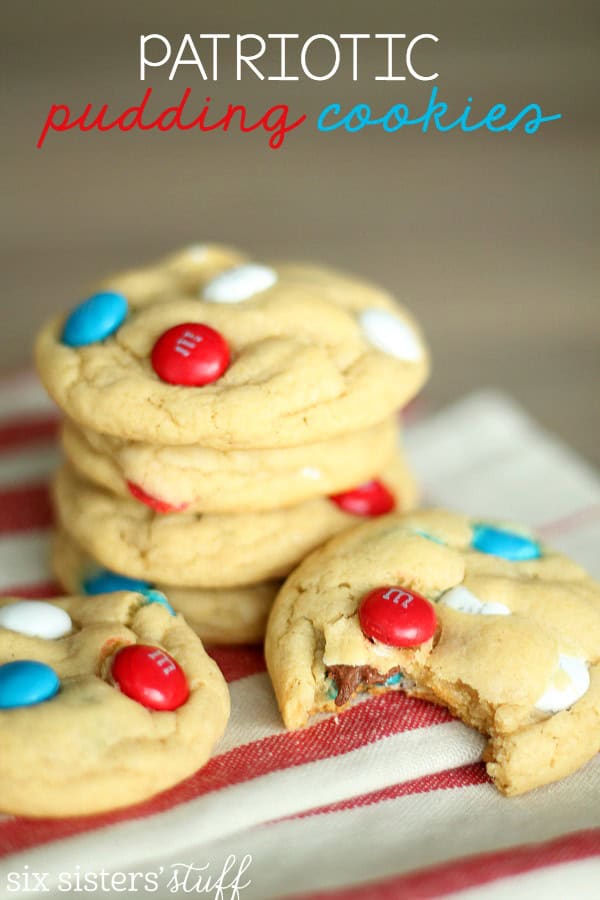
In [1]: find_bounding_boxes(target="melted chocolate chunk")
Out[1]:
[327,665,402,707]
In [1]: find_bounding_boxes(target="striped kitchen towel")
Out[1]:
[0,371,598,899]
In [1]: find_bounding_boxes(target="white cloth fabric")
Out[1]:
[0,377,598,898]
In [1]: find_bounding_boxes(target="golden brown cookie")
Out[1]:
[52,529,277,645]
[265,509,600,795]
[0,591,229,817]
[52,457,419,588]
[35,246,429,448]
[60,417,400,514]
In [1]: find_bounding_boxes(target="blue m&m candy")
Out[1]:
[140,588,176,616]
[472,524,541,561]
[385,672,403,687]
[83,570,150,596]
[62,291,128,347]
[0,660,60,709]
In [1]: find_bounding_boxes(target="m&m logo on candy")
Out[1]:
[359,586,437,647]
[111,644,189,710]
[330,480,395,517]
[151,323,230,386]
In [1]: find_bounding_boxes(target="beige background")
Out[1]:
[2,1,599,462]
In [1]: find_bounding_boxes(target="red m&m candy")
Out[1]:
[330,480,396,517]
[126,481,188,514]
[151,323,230,386]
[359,586,437,647]
[111,644,189,710]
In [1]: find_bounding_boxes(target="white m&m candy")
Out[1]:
[203,264,277,303]
[184,244,208,263]
[438,586,511,617]
[359,309,422,362]
[0,601,72,639]
[535,654,590,713]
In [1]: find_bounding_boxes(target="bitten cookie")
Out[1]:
[0,591,230,817]
[265,509,600,796]
[52,458,419,587]
[35,246,429,448]
[52,529,278,645]
[60,417,400,514]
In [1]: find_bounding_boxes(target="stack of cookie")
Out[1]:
[35,244,430,645]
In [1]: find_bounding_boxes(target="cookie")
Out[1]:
[52,529,277,645]
[35,248,429,448]
[53,455,416,588]
[52,458,419,588]
[0,591,229,816]
[60,417,400,514]
[265,509,600,796]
